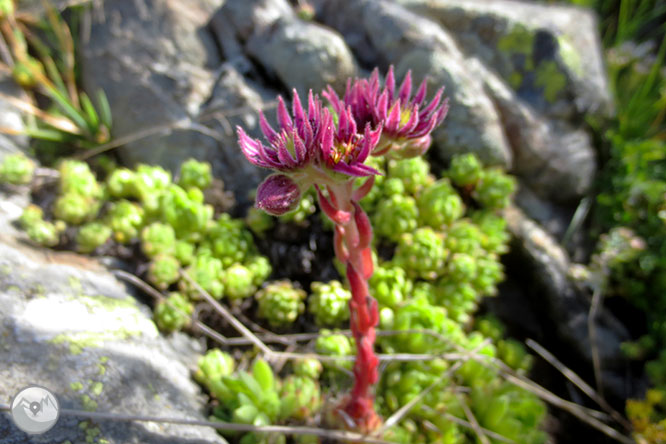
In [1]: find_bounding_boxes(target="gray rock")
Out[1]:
[246,19,357,95]
[80,0,269,207]
[396,50,512,166]
[213,0,357,95]
[394,0,613,119]
[483,69,597,202]
[211,0,294,43]
[315,0,607,200]
[514,182,573,239]
[504,206,629,395]
[0,197,224,443]
[316,0,513,167]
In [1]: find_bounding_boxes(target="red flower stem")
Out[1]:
[323,182,381,432]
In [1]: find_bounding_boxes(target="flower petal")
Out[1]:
[259,111,278,143]
[398,70,412,104]
[277,96,293,131]
[385,65,396,100]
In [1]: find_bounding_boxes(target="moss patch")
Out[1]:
[535,61,567,102]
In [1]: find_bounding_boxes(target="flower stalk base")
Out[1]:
[317,180,381,431]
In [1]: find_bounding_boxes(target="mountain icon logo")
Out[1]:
[10,385,60,434]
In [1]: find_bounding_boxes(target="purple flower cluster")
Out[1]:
[324,66,448,158]
[237,67,448,216]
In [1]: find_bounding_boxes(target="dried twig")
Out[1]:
[114,270,633,443]
[75,118,214,160]
[455,391,490,444]
[468,354,634,444]
[420,406,517,444]
[112,269,232,348]
[376,339,490,435]
[180,269,274,356]
[76,101,279,161]
[0,92,82,134]
[0,403,396,444]
[526,338,631,430]
[588,286,605,397]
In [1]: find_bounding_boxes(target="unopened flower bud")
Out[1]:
[255,174,301,216]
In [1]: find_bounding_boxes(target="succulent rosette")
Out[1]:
[324,66,449,159]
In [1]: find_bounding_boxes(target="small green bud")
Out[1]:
[308,280,351,326]
[106,200,145,243]
[76,222,112,253]
[106,168,137,198]
[148,254,180,290]
[135,164,172,195]
[372,194,418,241]
[141,223,176,258]
[381,178,406,196]
[256,281,306,328]
[368,265,413,308]
[447,253,478,282]
[389,296,464,354]
[448,153,482,187]
[0,153,35,185]
[315,330,354,370]
[417,179,464,229]
[174,240,196,266]
[471,211,510,255]
[475,169,516,209]
[223,264,256,301]
[245,255,272,286]
[19,204,44,228]
[180,255,225,299]
[387,157,432,194]
[473,255,503,296]
[445,220,484,255]
[26,220,59,247]
[431,279,479,323]
[393,228,447,280]
[498,339,533,372]
[160,185,212,240]
[58,160,102,199]
[279,375,322,420]
[379,306,395,329]
[154,292,193,332]
[178,158,212,190]
[195,349,235,400]
[53,192,100,225]
[206,214,255,266]
[293,358,323,380]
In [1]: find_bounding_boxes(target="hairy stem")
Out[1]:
[322,181,381,431]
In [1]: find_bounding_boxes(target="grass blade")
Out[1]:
[79,91,99,130]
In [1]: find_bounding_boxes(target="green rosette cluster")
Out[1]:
[54,160,103,225]
[18,204,61,247]
[352,154,544,442]
[256,280,306,328]
[7,158,272,334]
[0,153,35,185]
[307,280,351,326]
[154,292,193,333]
[196,355,323,444]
